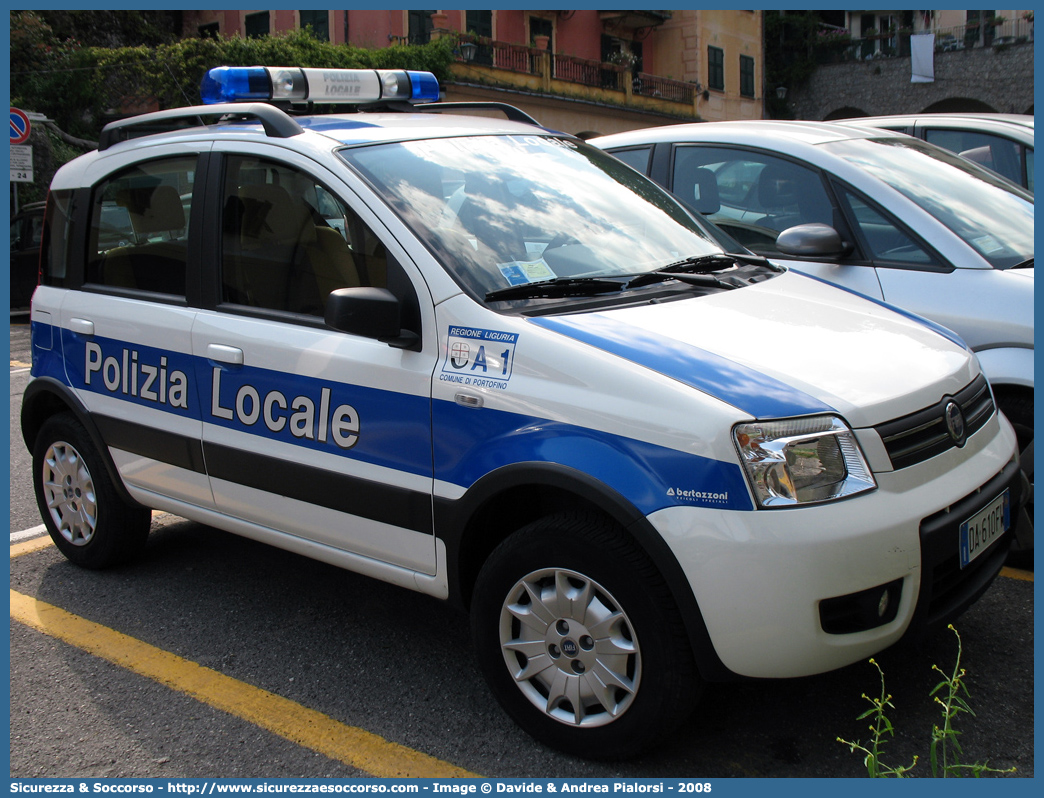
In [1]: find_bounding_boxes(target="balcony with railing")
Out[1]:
[451,35,701,116]
[813,16,1034,64]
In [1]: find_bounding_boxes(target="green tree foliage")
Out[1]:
[10,12,457,141]
[34,10,182,48]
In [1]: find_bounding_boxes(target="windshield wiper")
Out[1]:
[485,276,624,302]
[625,253,767,290]
[1011,257,1034,269]
[484,252,775,301]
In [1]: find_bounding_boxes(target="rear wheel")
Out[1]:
[471,512,701,759]
[33,413,151,569]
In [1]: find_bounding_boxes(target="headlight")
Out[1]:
[733,416,876,508]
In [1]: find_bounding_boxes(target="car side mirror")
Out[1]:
[324,287,420,350]
[775,223,851,258]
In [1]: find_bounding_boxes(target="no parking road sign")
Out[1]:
[10,107,32,144]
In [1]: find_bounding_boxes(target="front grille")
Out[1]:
[874,374,994,471]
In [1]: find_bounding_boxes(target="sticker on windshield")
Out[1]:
[971,234,1005,255]
[498,258,555,286]
[441,326,519,388]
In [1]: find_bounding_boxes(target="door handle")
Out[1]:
[206,344,244,365]
[68,318,95,336]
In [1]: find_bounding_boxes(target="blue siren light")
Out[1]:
[200,66,441,105]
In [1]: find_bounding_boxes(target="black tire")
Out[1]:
[471,512,702,759]
[996,390,1033,482]
[32,413,151,569]
[995,389,1033,565]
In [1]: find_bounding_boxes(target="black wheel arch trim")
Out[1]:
[435,460,739,682]
[21,377,143,509]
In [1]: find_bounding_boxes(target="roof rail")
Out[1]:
[98,103,304,151]
[413,101,542,127]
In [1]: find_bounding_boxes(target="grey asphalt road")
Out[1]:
[8,320,1035,779]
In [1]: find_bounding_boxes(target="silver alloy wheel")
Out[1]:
[498,567,641,727]
[41,440,98,547]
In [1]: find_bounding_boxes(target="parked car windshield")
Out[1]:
[339,134,725,301]
[823,137,1033,269]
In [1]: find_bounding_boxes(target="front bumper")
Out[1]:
[909,456,1020,639]
[648,413,1020,679]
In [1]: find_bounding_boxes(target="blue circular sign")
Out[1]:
[11,107,32,144]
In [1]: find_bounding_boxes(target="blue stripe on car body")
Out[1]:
[529,313,833,419]
[32,322,753,513]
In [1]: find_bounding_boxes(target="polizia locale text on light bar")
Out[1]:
[200,66,441,105]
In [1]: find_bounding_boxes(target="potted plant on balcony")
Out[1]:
[816,28,851,47]
[815,28,852,62]
[606,49,638,71]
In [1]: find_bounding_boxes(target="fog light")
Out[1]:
[820,579,903,634]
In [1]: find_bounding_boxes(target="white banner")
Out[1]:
[911,33,936,83]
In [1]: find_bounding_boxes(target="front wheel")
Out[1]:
[471,512,701,759]
[995,389,1033,563]
[33,413,151,569]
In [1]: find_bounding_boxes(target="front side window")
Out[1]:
[220,156,387,316]
[670,146,835,255]
[340,135,724,303]
[85,156,195,296]
[11,213,44,251]
[824,137,1033,268]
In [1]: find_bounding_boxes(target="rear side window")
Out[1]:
[40,190,75,286]
[609,146,652,174]
[85,156,196,297]
[925,128,1028,188]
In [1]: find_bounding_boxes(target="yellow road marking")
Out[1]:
[10,524,1030,776]
[10,535,54,558]
[10,588,478,778]
[1000,566,1034,582]
[11,359,32,369]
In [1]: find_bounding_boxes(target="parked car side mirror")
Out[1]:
[325,287,420,350]
[775,223,851,258]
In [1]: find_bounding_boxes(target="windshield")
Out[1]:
[823,137,1033,268]
[339,134,725,301]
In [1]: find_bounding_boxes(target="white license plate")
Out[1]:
[959,489,1010,568]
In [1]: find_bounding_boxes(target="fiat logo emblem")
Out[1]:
[944,401,966,446]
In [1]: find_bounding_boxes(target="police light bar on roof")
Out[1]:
[200,66,441,105]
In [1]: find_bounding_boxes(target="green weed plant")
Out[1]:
[838,625,1016,777]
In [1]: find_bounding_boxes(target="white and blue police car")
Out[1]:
[23,66,1027,759]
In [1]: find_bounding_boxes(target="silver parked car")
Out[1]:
[838,113,1034,192]
[592,120,1033,551]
